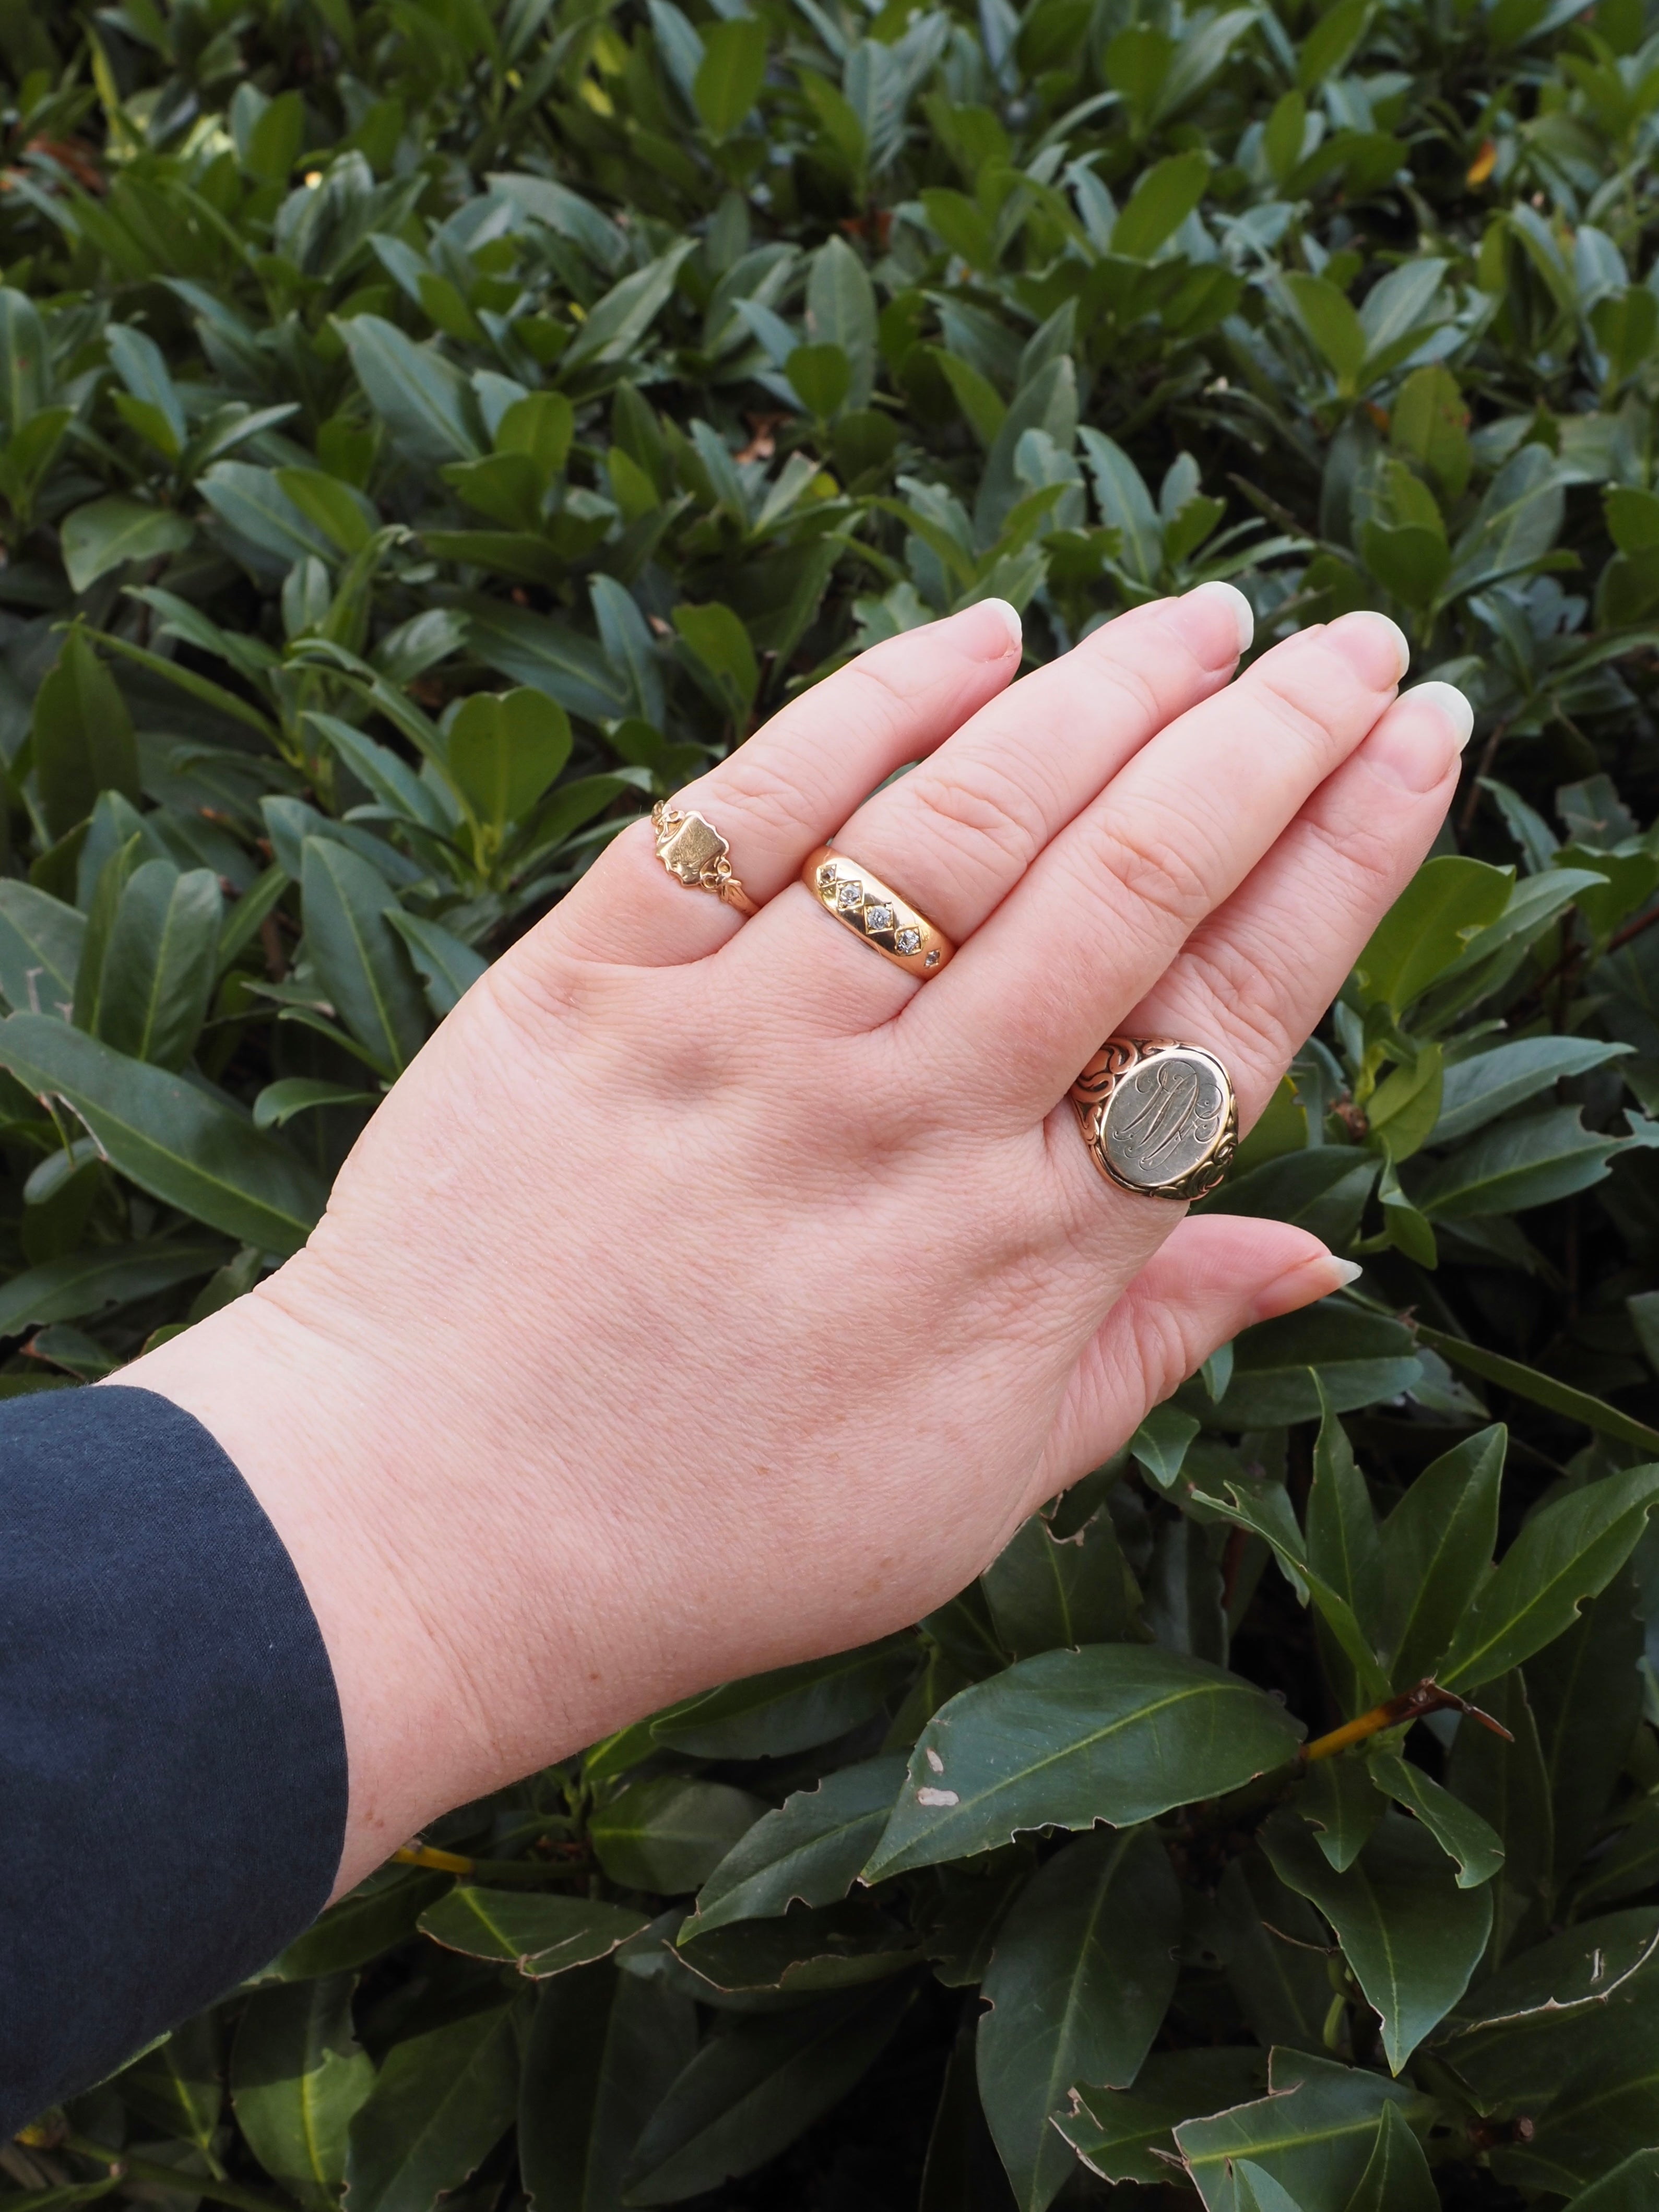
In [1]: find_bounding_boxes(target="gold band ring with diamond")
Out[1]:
[802,846,955,978]
[1070,1038,1238,1202]
[653,800,759,918]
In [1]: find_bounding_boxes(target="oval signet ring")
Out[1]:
[1070,1038,1238,1201]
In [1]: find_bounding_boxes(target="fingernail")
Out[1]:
[1364,684,1471,794]
[970,597,1023,659]
[1328,611,1411,689]
[1326,1258,1364,1287]
[1404,680,1475,751]
[1186,579,1254,657]
[1155,579,1253,671]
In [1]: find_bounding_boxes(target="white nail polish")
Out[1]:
[978,597,1023,655]
[1366,613,1412,682]
[1187,579,1254,656]
[1405,679,1476,751]
[1327,1258,1364,1287]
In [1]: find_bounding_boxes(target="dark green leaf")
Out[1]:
[688,1756,906,1936]
[1174,2049,1426,2211]
[590,1777,764,1893]
[693,18,767,138]
[1416,1104,1620,1219]
[1297,1754,1381,1872]
[0,1238,223,1338]
[336,315,485,463]
[33,628,142,842]
[1415,1323,1659,1453]
[1447,1669,1554,1963]
[1433,1037,1633,1145]
[519,1963,697,2212]
[864,1645,1304,1879]
[622,1984,911,2204]
[0,881,83,1018]
[1441,1465,1659,1691]
[651,1638,911,1758]
[1525,1569,1644,1888]
[1344,2100,1438,2212]
[1261,1810,1492,2068]
[231,1977,373,2208]
[1056,2049,1264,2185]
[1379,1426,1505,1687]
[1367,1752,1504,1887]
[1205,1303,1421,1428]
[61,497,193,594]
[1436,1906,1659,2098]
[94,861,221,1069]
[301,838,429,1079]
[674,1899,917,1994]
[1560,2151,1659,2208]
[382,909,488,1016]
[419,1888,645,1976]
[978,1828,1180,2212]
[1214,1850,1335,2050]
[1354,857,1514,1012]
[980,1506,1136,1654]
[0,1014,325,1253]
[346,2005,519,2212]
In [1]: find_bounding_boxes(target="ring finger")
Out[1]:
[718,582,1254,1017]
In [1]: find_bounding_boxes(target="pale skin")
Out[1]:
[118,584,1472,1896]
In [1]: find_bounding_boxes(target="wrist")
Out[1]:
[113,1260,605,1893]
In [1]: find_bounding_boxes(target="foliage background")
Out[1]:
[6,0,1659,2202]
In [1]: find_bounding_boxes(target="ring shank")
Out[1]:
[802,846,955,979]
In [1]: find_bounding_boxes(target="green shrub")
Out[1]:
[6,0,1659,2203]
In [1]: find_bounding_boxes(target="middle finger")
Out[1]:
[719,581,1252,1023]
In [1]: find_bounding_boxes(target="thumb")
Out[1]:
[1042,1214,1361,1495]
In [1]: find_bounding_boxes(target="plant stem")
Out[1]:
[63,2135,293,2212]
[1301,1678,1512,1763]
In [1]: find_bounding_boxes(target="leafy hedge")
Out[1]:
[5,0,1659,2204]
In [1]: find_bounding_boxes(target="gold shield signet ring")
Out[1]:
[652,800,759,918]
[1070,1038,1238,1202]
[802,846,955,978]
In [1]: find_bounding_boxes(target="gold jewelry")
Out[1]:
[652,800,758,918]
[802,845,954,978]
[1070,1038,1238,1201]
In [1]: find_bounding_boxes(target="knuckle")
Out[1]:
[1304,806,1404,910]
[1247,665,1353,760]
[1080,642,1165,730]
[1181,936,1298,1079]
[697,747,830,848]
[1126,1288,1205,1405]
[1086,809,1216,936]
[902,756,1052,887]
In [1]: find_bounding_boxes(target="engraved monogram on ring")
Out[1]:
[1070,1038,1238,1201]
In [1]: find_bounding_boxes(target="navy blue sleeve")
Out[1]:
[0,1384,348,2129]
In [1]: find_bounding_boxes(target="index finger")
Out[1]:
[552,600,1022,966]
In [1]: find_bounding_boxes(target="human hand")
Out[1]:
[123,587,1470,1888]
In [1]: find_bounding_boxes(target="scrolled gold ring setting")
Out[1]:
[651,800,758,918]
[1071,1038,1238,1202]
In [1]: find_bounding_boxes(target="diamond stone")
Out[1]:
[925,948,941,968]
[895,925,922,956]
[837,879,864,911]
[817,862,838,891]
[864,901,896,932]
